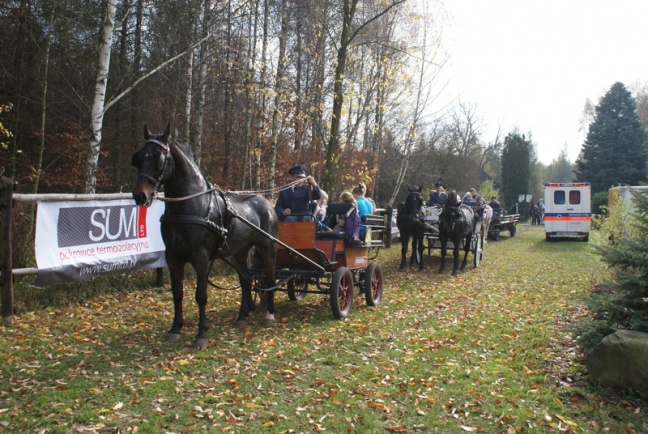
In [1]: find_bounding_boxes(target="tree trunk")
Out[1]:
[35,9,55,194]
[193,0,213,169]
[322,0,356,192]
[84,0,118,194]
[268,0,289,192]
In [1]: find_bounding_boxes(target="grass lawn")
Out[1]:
[1,224,646,433]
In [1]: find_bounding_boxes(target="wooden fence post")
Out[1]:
[385,206,393,249]
[0,177,14,324]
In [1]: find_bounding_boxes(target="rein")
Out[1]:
[157,178,304,203]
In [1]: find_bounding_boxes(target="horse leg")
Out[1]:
[409,235,418,266]
[416,233,425,272]
[192,256,212,349]
[233,251,252,327]
[439,235,446,274]
[166,260,185,342]
[399,235,408,270]
[261,246,277,327]
[452,241,460,276]
[460,237,470,271]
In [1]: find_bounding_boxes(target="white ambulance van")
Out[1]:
[543,182,591,241]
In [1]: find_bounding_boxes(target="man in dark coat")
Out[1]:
[426,182,448,206]
[275,165,322,222]
[489,196,502,221]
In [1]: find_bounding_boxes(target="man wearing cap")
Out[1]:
[275,165,322,222]
[426,182,448,207]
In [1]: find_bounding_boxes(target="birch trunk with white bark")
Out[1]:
[84,0,118,194]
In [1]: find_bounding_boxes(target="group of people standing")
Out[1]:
[273,165,376,245]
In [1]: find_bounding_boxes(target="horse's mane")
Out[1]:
[170,138,196,162]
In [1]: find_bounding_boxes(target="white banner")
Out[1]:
[34,199,167,286]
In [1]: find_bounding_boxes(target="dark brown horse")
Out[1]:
[439,189,474,276]
[131,124,278,348]
[396,185,425,271]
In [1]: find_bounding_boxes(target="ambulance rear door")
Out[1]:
[544,182,591,241]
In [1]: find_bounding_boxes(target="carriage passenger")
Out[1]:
[462,192,478,207]
[352,183,373,217]
[313,190,329,231]
[489,196,502,221]
[469,187,483,203]
[426,182,448,206]
[329,191,363,245]
[275,165,322,222]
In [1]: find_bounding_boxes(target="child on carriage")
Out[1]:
[326,191,363,245]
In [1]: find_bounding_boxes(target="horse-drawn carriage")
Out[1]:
[421,205,486,268]
[131,124,388,348]
[248,202,387,319]
[396,186,489,275]
[487,213,519,240]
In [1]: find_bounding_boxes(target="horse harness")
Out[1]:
[160,185,231,241]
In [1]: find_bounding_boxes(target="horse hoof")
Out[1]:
[399,267,405,271]
[263,318,276,327]
[166,332,182,342]
[236,320,248,328]
[193,338,208,349]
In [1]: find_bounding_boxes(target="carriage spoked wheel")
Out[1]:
[330,267,354,319]
[249,274,269,310]
[363,262,383,307]
[479,227,486,261]
[472,230,482,268]
[287,274,308,301]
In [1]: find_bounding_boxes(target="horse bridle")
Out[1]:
[136,138,171,191]
[404,192,423,222]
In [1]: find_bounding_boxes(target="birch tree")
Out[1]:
[84,0,118,194]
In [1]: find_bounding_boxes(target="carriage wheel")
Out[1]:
[479,227,486,261]
[363,262,383,307]
[287,275,308,301]
[249,275,269,310]
[472,232,482,268]
[330,267,354,319]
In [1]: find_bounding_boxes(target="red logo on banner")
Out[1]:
[138,207,148,238]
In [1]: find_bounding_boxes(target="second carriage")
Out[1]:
[421,205,489,268]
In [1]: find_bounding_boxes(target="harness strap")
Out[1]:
[160,214,228,238]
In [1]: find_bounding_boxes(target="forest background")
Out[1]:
[2,0,648,211]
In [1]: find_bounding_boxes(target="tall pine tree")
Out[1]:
[576,82,647,193]
[501,131,532,215]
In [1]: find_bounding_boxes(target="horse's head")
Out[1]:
[445,189,461,208]
[131,124,174,207]
[404,184,424,221]
[441,189,460,228]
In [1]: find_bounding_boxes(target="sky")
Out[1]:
[437,1,648,165]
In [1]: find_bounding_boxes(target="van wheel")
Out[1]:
[583,235,589,242]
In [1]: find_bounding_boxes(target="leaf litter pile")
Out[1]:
[1,225,646,433]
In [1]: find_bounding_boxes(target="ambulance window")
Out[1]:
[554,190,566,205]
[569,190,581,204]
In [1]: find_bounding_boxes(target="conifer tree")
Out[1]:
[576,82,647,193]
[500,131,532,214]
[579,188,648,349]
